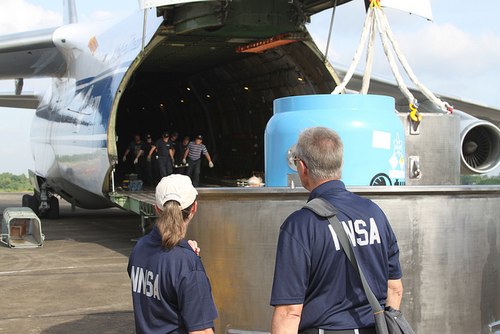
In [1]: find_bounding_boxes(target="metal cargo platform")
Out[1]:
[111,185,500,334]
[110,191,157,234]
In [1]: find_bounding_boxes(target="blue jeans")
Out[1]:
[187,158,201,186]
[158,156,173,178]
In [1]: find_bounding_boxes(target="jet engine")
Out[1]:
[455,110,500,174]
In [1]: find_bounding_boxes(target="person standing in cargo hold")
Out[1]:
[143,133,155,186]
[182,134,214,187]
[122,133,147,181]
[270,127,404,334]
[148,132,175,180]
[127,174,218,334]
[175,135,191,175]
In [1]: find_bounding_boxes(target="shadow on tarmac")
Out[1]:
[0,192,144,256]
[41,311,135,334]
[0,193,143,333]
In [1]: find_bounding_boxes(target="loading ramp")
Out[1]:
[109,191,157,234]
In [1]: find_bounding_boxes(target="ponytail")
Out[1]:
[156,200,194,249]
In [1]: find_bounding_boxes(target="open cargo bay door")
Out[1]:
[147,0,355,35]
[113,0,357,186]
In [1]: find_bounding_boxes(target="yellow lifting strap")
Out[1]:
[409,103,422,122]
[370,0,381,9]
[333,0,451,124]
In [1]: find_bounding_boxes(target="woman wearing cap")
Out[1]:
[127,174,218,334]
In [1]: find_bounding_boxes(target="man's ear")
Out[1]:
[299,160,307,175]
[155,204,163,215]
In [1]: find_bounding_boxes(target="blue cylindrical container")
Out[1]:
[264,94,405,187]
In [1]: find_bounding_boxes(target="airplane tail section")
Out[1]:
[63,0,78,25]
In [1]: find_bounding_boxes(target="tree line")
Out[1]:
[460,174,500,185]
[0,173,33,192]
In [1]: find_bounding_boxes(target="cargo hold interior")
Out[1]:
[115,37,336,185]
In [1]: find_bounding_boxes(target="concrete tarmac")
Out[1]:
[0,193,141,333]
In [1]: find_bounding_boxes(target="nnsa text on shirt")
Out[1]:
[328,218,381,251]
[130,266,161,300]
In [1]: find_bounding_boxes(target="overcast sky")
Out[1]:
[0,0,499,175]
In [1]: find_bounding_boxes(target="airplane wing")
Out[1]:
[0,93,40,109]
[0,27,66,109]
[344,72,500,127]
[0,28,66,79]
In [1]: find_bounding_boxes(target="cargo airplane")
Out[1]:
[0,0,499,218]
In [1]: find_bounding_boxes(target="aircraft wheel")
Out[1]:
[47,196,60,220]
[22,194,40,216]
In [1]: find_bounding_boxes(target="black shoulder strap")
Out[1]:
[303,197,338,218]
[303,198,384,314]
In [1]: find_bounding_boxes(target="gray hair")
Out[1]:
[295,127,343,181]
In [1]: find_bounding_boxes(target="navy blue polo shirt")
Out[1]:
[127,226,218,334]
[128,141,145,154]
[270,180,402,331]
[154,139,173,158]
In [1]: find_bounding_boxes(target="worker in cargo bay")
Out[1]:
[148,132,175,180]
[270,127,404,334]
[122,133,147,182]
[127,174,218,334]
[175,135,190,175]
[182,134,214,187]
[168,131,180,166]
[143,133,155,186]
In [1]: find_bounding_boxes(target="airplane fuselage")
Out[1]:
[29,11,162,208]
[24,1,345,208]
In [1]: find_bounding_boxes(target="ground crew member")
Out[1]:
[270,127,404,334]
[127,174,218,334]
[175,136,190,175]
[169,131,179,147]
[143,133,154,186]
[122,133,147,182]
[182,134,214,187]
[148,132,175,179]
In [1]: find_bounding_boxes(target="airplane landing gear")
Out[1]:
[22,194,40,216]
[47,196,59,219]
[21,182,60,219]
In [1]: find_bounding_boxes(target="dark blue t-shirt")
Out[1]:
[270,180,402,331]
[127,226,218,334]
[129,141,146,158]
[154,139,173,159]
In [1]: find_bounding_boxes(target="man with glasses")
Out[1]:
[270,127,404,334]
